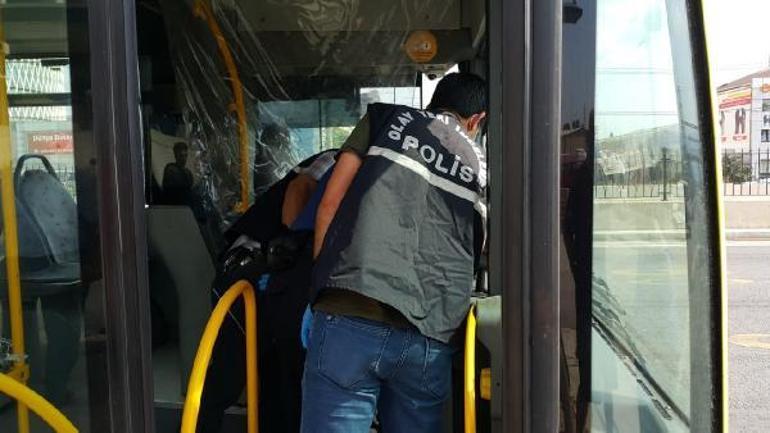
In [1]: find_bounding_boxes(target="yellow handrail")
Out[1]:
[180,280,258,433]
[0,373,77,433]
[0,16,31,433]
[464,305,477,433]
[193,0,250,213]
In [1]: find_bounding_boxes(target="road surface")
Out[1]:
[727,242,770,433]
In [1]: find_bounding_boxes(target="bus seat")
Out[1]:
[0,155,82,407]
[146,205,215,396]
[0,155,81,299]
[16,162,79,265]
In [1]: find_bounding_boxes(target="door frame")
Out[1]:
[491,0,563,432]
[84,0,155,431]
[82,0,582,432]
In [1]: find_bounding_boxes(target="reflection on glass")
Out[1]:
[0,5,110,432]
[593,0,693,422]
[560,0,716,432]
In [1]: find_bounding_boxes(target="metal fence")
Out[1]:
[586,149,770,199]
[590,148,685,200]
[722,150,770,196]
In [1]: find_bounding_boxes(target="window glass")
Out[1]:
[0,5,111,432]
[560,0,718,431]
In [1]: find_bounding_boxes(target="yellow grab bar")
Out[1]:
[464,305,477,433]
[193,0,250,213]
[181,280,258,433]
[0,17,31,433]
[0,373,77,433]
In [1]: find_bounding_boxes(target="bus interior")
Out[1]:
[0,0,722,433]
[138,0,491,431]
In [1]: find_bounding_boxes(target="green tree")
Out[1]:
[722,153,752,183]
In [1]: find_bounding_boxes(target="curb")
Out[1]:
[592,230,686,242]
[593,229,770,242]
[725,229,770,241]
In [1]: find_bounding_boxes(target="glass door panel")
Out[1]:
[560,0,721,432]
[0,2,111,432]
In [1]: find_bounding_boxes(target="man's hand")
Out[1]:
[314,151,362,258]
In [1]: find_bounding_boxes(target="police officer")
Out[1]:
[304,73,487,433]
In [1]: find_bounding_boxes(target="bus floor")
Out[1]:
[151,338,412,433]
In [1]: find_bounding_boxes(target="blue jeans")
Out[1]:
[300,313,455,433]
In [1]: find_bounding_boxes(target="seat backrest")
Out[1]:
[9,193,53,272]
[146,205,215,394]
[16,155,80,263]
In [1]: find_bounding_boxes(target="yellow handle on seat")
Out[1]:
[180,280,258,433]
[0,373,78,433]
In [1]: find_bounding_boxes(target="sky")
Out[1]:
[591,0,680,138]
[584,0,770,139]
[703,0,770,87]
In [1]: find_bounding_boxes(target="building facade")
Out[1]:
[718,69,770,179]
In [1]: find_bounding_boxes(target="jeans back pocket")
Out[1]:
[317,315,390,389]
[421,338,453,399]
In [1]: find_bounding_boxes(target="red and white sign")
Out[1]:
[719,87,752,109]
[718,86,752,149]
[27,131,73,154]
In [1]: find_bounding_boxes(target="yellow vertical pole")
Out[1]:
[464,306,477,433]
[0,16,31,433]
[193,0,250,213]
[243,285,258,433]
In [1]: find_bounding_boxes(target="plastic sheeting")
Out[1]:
[153,0,483,231]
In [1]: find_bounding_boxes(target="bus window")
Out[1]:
[560,0,720,432]
[0,7,112,433]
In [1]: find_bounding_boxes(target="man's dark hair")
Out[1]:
[427,72,487,118]
[260,124,290,147]
[173,141,187,153]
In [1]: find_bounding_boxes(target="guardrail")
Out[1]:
[180,280,258,433]
[0,373,77,433]
[586,148,685,200]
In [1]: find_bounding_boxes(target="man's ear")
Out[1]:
[467,111,487,135]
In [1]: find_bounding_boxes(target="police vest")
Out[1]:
[312,103,487,343]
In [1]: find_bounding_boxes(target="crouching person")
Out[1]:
[196,150,336,433]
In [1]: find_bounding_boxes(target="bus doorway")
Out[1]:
[133,1,496,432]
[0,0,726,432]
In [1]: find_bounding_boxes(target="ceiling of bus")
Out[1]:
[2,0,485,78]
[232,0,485,76]
[1,2,69,57]
[238,1,462,32]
